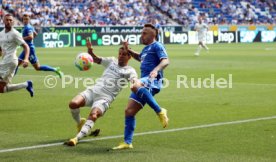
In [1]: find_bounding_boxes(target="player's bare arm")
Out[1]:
[122,41,141,62]
[33,31,38,38]
[86,38,102,64]
[21,43,30,68]
[23,32,34,41]
[149,58,169,78]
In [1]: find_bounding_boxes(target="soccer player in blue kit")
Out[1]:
[113,23,170,149]
[16,14,63,78]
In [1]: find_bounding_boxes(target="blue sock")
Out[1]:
[39,65,56,72]
[124,116,136,144]
[136,87,161,113]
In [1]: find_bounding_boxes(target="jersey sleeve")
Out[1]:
[155,43,168,60]
[14,30,26,46]
[100,57,117,67]
[127,68,138,81]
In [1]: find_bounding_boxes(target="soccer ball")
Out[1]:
[75,52,94,71]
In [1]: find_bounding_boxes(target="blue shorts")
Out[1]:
[129,77,161,107]
[18,47,38,65]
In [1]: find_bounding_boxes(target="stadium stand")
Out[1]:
[0,0,175,26]
[151,0,276,26]
[1,0,276,26]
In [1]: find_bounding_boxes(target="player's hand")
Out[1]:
[122,40,129,51]
[86,38,93,50]
[149,69,158,79]
[22,59,29,68]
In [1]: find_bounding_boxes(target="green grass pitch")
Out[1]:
[0,43,276,162]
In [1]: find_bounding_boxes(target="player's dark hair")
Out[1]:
[4,14,13,18]
[144,23,159,41]
[23,14,30,18]
[119,47,130,56]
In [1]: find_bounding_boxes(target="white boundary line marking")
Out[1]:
[0,115,275,153]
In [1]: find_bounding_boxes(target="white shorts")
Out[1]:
[198,35,206,42]
[79,89,111,114]
[0,60,18,84]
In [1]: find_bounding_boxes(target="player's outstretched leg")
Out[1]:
[68,95,86,132]
[195,45,202,56]
[66,107,102,146]
[33,63,63,78]
[113,100,141,150]
[133,83,169,128]
[0,81,34,97]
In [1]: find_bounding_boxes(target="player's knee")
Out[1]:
[69,101,80,109]
[125,108,134,116]
[34,66,40,71]
[89,112,99,122]
[131,83,141,93]
[91,113,98,121]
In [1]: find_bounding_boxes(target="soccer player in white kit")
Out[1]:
[0,14,34,97]
[194,18,209,56]
[65,39,137,146]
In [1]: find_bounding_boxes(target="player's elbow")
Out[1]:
[22,43,30,51]
[162,58,170,67]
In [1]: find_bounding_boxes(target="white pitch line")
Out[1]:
[0,115,275,154]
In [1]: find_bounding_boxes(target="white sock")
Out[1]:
[195,46,202,54]
[202,44,209,50]
[76,120,94,140]
[70,109,81,124]
[4,82,28,93]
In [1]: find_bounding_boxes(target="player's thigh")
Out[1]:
[88,107,103,121]
[91,99,110,116]
[18,50,26,62]
[29,48,39,67]
[69,95,86,109]
[32,62,41,70]
[131,79,144,93]
[125,99,143,116]
[0,61,17,84]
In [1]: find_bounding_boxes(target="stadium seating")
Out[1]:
[0,0,175,26]
[1,0,276,26]
[151,0,276,26]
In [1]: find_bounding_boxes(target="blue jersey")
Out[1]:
[22,24,35,47]
[139,41,168,80]
[19,24,37,64]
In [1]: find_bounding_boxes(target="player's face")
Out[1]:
[23,16,30,25]
[141,27,155,45]
[118,49,130,66]
[198,19,202,24]
[4,16,14,29]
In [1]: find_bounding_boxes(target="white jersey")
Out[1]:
[0,28,25,63]
[195,22,208,38]
[91,57,137,101]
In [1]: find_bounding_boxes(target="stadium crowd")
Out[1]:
[0,0,173,26]
[1,0,276,26]
[151,0,276,26]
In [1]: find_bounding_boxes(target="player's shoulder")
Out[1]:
[152,41,165,50]
[25,24,34,30]
[11,28,21,35]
